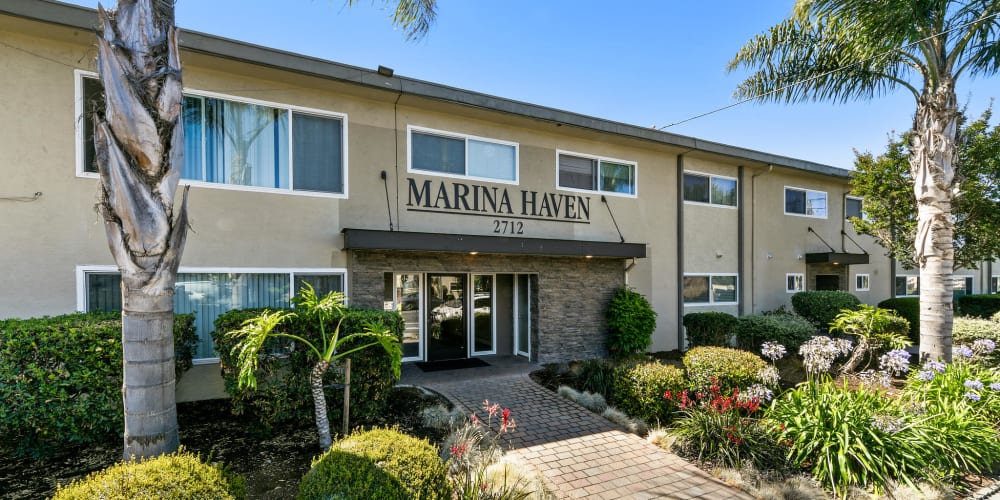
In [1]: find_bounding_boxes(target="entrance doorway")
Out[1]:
[426,274,467,361]
[816,275,841,291]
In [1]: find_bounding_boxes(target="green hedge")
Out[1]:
[734,313,814,352]
[682,312,737,348]
[212,306,404,431]
[953,316,1000,367]
[612,361,687,425]
[297,428,449,500]
[0,312,196,456]
[957,294,1000,319]
[53,449,245,500]
[791,291,861,329]
[683,346,767,393]
[606,287,657,358]
[877,297,920,342]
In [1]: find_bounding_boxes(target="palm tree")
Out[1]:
[729,0,1000,363]
[94,0,436,460]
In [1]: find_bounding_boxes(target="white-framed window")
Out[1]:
[953,276,974,297]
[76,71,348,197]
[895,275,919,297]
[784,186,828,218]
[786,273,805,293]
[77,266,347,362]
[845,196,863,219]
[407,125,518,184]
[682,273,738,305]
[556,150,637,197]
[683,171,737,208]
[992,275,1000,294]
[855,273,870,291]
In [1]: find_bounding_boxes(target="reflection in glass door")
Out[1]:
[471,274,495,355]
[515,274,531,357]
[385,273,422,361]
[427,274,467,361]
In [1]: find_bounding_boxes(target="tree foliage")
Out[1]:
[851,109,1000,269]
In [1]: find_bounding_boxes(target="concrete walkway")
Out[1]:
[400,357,753,499]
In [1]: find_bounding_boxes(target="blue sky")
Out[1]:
[64,0,997,170]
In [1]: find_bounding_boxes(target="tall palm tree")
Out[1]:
[729,0,1000,363]
[94,0,436,460]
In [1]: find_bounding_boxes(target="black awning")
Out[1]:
[805,252,869,265]
[342,228,646,258]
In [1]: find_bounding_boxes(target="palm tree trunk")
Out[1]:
[910,79,958,363]
[94,0,189,459]
[311,360,334,450]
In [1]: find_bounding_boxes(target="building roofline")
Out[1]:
[2,0,851,179]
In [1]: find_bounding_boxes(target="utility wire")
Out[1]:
[657,10,1000,130]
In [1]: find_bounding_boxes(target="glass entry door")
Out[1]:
[426,274,467,361]
[515,274,531,357]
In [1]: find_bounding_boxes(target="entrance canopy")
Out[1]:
[805,252,869,265]
[342,229,646,258]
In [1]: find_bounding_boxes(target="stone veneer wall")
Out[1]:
[807,262,850,291]
[349,250,624,363]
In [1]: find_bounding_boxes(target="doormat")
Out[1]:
[415,358,490,372]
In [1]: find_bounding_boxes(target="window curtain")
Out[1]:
[467,140,515,181]
[205,99,289,189]
[558,155,596,190]
[292,113,343,193]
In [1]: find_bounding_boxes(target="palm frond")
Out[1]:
[333,319,402,378]
[228,310,296,390]
[346,0,437,41]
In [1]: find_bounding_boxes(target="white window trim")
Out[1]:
[786,273,805,293]
[555,149,638,199]
[954,275,974,292]
[854,273,870,291]
[682,273,739,306]
[682,170,738,209]
[845,195,864,219]
[76,265,348,364]
[75,70,350,199]
[407,125,519,185]
[895,275,920,297]
[992,275,1000,294]
[784,185,829,219]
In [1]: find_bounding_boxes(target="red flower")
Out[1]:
[664,391,672,400]
[450,441,468,458]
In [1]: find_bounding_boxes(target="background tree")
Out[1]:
[851,109,1000,270]
[94,0,435,460]
[728,0,1000,362]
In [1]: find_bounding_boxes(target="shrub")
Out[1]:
[606,287,657,358]
[877,297,920,342]
[682,312,737,348]
[612,361,687,424]
[53,449,245,500]
[905,357,1000,429]
[734,313,814,352]
[298,428,449,500]
[570,358,616,399]
[829,305,911,373]
[212,306,404,430]
[682,346,767,393]
[953,317,1000,367]
[791,290,861,329]
[0,312,195,455]
[957,294,1000,319]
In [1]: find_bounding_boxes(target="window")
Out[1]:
[557,151,636,196]
[683,274,738,304]
[408,126,517,183]
[855,273,870,291]
[77,73,347,196]
[992,275,1000,294]
[79,267,346,361]
[953,276,974,298]
[784,187,828,218]
[845,196,863,219]
[683,172,737,207]
[786,273,805,293]
[895,276,919,297]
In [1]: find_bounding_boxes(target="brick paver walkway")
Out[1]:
[401,358,753,499]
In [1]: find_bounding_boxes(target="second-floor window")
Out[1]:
[408,126,518,183]
[683,172,737,207]
[557,151,636,196]
[785,187,828,218]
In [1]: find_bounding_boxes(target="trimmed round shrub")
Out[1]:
[53,449,244,499]
[791,291,861,329]
[683,346,767,393]
[612,361,687,424]
[212,306,404,431]
[0,312,196,456]
[957,294,1000,319]
[606,287,657,358]
[297,428,449,500]
[878,297,920,342]
[953,316,1000,367]
[682,312,737,348]
[734,313,814,352]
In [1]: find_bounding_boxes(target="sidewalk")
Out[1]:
[401,357,753,499]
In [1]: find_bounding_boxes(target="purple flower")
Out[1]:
[990,382,1000,392]
[917,370,935,382]
[964,380,984,391]
[965,392,981,402]
[954,346,975,359]
[972,339,996,355]
[923,360,946,373]
[879,349,911,376]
